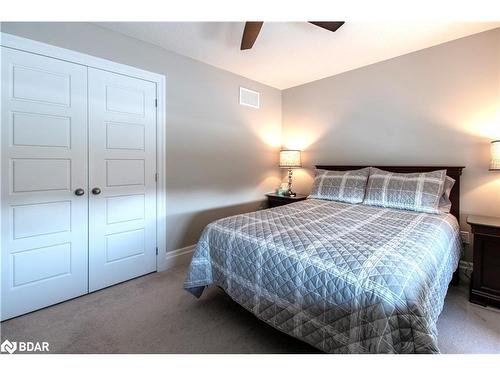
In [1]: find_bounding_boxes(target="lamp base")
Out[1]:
[284,168,296,197]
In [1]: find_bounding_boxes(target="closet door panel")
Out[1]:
[1,47,88,320]
[88,68,157,292]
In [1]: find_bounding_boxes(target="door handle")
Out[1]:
[74,188,85,196]
[92,187,102,195]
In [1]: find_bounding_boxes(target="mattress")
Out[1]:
[184,198,461,353]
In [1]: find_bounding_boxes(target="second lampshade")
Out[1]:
[490,140,500,171]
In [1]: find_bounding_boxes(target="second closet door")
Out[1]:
[88,68,157,292]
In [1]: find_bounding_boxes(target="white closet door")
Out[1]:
[1,47,89,320]
[88,68,157,292]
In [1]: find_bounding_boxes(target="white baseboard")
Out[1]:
[159,244,196,272]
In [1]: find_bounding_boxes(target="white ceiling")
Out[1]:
[96,22,500,89]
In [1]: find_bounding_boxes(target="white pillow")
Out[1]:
[438,176,455,214]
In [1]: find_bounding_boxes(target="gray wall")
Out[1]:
[1,22,282,253]
[3,23,499,261]
[282,28,500,260]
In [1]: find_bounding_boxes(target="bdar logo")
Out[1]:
[0,339,49,353]
[1,339,17,354]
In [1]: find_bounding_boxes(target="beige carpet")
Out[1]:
[1,265,499,354]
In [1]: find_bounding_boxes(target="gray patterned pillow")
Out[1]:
[308,168,370,204]
[363,167,447,214]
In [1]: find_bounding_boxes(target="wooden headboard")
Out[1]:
[315,165,465,220]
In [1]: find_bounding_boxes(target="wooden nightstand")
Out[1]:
[266,193,307,208]
[467,215,500,308]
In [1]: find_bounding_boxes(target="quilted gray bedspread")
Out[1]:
[184,199,461,353]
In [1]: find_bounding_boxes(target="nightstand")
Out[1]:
[467,215,500,308]
[266,193,307,208]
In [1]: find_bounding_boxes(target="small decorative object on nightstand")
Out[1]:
[467,215,500,308]
[266,193,307,208]
[279,149,301,197]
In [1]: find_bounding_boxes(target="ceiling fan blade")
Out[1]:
[309,21,345,33]
[240,22,264,50]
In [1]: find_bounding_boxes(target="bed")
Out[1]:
[184,166,464,353]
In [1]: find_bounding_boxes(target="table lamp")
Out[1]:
[490,140,500,171]
[279,150,301,197]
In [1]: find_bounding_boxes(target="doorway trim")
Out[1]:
[0,32,168,271]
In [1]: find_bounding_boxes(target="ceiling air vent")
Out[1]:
[239,87,260,109]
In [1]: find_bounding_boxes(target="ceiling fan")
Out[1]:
[240,22,345,50]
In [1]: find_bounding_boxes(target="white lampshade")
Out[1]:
[490,140,500,171]
[279,150,301,168]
